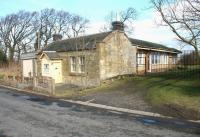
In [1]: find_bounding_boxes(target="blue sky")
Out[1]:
[0,0,186,49]
[0,0,152,21]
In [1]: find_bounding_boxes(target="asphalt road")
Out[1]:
[0,87,199,137]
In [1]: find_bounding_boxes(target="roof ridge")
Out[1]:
[56,31,112,42]
[43,31,112,52]
[129,37,181,53]
[129,37,167,47]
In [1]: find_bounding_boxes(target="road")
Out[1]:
[0,87,199,137]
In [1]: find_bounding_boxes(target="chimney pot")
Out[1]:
[53,34,62,41]
[111,21,124,31]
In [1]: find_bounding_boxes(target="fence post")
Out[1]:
[50,79,55,95]
[33,77,37,90]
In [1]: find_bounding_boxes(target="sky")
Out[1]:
[0,0,185,50]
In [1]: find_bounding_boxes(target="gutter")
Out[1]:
[136,46,181,54]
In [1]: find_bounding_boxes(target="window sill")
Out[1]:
[69,72,86,76]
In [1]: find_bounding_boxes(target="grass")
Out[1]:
[45,67,200,119]
[0,63,21,77]
[135,76,200,110]
[0,74,4,80]
[129,69,200,119]
[54,77,137,98]
[54,80,127,97]
[64,68,200,119]
[56,69,200,111]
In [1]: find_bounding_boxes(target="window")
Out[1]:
[163,54,168,64]
[43,64,49,73]
[172,57,177,64]
[137,52,145,65]
[70,56,85,73]
[163,54,165,64]
[70,57,76,72]
[151,52,162,64]
[151,53,155,64]
[151,52,157,64]
[79,56,85,73]
[155,52,160,64]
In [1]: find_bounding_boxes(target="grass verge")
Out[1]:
[63,69,200,119]
[130,69,200,119]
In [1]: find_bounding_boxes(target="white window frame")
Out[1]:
[43,64,49,73]
[78,56,85,73]
[152,52,163,64]
[164,54,168,64]
[70,56,86,73]
[152,52,157,64]
[137,52,145,65]
[151,53,155,64]
[172,56,177,64]
[70,56,77,72]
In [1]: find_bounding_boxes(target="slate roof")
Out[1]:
[43,31,180,53]
[21,51,38,59]
[42,51,60,60]
[129,38,181,53]
[43,31,112,52]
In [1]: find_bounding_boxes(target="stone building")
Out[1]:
[21,21,180,87]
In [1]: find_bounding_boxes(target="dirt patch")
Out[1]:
[69,77,200,120]
[70,88,200,120]
[71,87,154,112]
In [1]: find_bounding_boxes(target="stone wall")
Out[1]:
[33,76,55,95]
[35,31,139,87]
[58,50,100,87]
[98,31,137,80]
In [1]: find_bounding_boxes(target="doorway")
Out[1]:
[146,53,151,73]
[52,62,62,83]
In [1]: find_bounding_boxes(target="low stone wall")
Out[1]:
[1,75,33,89]
[33,76,55,95]
[0,75,55,95]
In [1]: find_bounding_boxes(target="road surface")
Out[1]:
[0,86,199,137]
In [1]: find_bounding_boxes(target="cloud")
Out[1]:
[86,21,106,34]
[86,11,179,49]
[132,18,176,44]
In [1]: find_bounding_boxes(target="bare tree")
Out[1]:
[37,8,57,47]
[0,11,37,62]
[100,7,137,33]
[0,8,90,61]
[35,9,88,47]
[151,0,200,55]
[54,10,72,35]
[68,15,89,38]
[121,7,137,23]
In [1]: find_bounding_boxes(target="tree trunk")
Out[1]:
[194,47,199,64]
[8,47,15,62]
[17,49,21,62]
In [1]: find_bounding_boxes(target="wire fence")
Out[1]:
[139,50,200,79]
[0,50,199,87]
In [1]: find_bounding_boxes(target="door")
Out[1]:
[146,53,151,73]
[52,62,62,83]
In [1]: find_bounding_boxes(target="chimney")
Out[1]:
[53,34,62,41]
[111,21,124,31]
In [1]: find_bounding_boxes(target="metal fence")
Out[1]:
[138,50,200,79]
[1,50,199,90]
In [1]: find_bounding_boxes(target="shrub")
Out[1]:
[0,50,7,64]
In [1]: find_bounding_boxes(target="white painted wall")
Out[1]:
[22,59,33,77]
[41,57,51,77]
[41,56,62,83]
